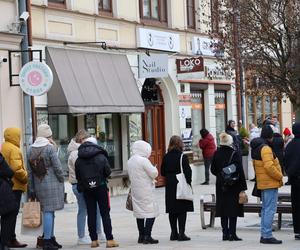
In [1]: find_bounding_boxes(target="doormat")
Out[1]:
[246,220,293,229]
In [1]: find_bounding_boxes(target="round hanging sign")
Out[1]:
[19,61,53,96]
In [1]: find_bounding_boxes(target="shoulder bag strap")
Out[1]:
[179,153,184,173]
[227,150,236,165]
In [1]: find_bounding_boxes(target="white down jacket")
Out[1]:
[127,140,159,218]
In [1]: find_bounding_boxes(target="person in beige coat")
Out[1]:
[127,140,159,244]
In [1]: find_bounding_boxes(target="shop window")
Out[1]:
[246,95,281,129]
[36,109,49,126]
[191,91,205,155]
[141,78,162,104]
[99,0,112,14]
[186,0,195,29]
[211,0,219,33]
[85,114,122,171]
[49,114,77,177]
[48,0,66,8]
[215,90,227,143]
[128,114,143,157]
[140,0,167,24]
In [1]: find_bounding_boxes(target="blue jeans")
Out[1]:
[261,188,278,238]
[43,212,54,239]
[72,184,102,238]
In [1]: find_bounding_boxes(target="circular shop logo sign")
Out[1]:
[19,61,53,96]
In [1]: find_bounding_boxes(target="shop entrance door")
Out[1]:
[141,78,166,186]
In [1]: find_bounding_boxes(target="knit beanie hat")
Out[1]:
[292,122,300,137]
[37,124,52,138]
[219,132,233,146]
[283,127,292,136]
[260,125,274,139]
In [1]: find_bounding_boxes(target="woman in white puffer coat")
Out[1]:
[127,140,159,245]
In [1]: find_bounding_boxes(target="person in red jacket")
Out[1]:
[199,129,217,185]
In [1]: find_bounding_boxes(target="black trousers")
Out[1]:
[0,210,17,245]
[83,186,113,241]
[203,157,213,182]
[221,216,237,235]
[168,212,187,234]
[136,218,155,237]
[291,179,300,234]
[11,191,22,241]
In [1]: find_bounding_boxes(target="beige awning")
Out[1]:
[46,47,144,114]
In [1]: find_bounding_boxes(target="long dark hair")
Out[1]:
[168,135,184,152]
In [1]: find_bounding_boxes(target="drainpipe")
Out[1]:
[18,0,33,152]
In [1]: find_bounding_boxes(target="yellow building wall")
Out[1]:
[73,0,95,15]
[115,0,139,22]
[75,18,96,41]
[31,7,46,38]
[169,0,185,29]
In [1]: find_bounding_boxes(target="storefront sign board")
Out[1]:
[192,37,219,57]
[176,56,204,74]
[138,54,168,78]
[137,27,180,52]
[19,61,53,96]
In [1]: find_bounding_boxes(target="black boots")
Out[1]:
[222,234,230,241]
[143,236,159,244]
[0,244,11,250]
[43,240,58,250]
[178,233,191,241]
[260,237,282,244]
[137,235,144,244]
[229,234,242,241]
[51,237,62,249]
[170,232,178,241]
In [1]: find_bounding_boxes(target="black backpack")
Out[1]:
[221,151,239,186]
[79,158,101,191]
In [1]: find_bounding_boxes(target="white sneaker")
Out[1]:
[77,236,91,245]
[98,233,106,243]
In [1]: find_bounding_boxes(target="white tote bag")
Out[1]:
[176,154,193,201]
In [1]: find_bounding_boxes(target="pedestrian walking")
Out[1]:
[199,129,216,185]
[247,124,261,180]
[68,130,104,245]
[1,128,28,248]
[161,135,194,241]
[75,137,118,248]
[211,132,247,241]
[251,125,283,244]
[283,127,294,148]
[284,122,300,240]
[271,126,284,173]
[127,140,159,244]
[28,124,65,250]
[0,153,18,250]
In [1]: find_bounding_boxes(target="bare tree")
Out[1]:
[218,0,300,121]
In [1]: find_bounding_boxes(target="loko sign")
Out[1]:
[176,56,204,74]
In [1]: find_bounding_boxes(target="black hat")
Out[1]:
[292,122,300,137]
[261,125,274,139]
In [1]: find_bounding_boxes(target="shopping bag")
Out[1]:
[238,191,248,204]
[126,189,133,211]
[22,200,42,228]
[176,154,193,201]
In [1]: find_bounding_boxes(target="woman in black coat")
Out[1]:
[161,135,194,242]
[211,133,247,241]
[0,153,16,250]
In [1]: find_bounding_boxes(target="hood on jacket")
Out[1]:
[67,139,80,154]
[78,142,108,159]
[292,122,300,137]
[250,137,266,160]
[132,140,152,158]
[4,127,21,147]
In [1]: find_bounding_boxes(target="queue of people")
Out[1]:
[1,121,300,250]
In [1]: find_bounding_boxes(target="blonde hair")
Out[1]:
[75,129,90,143]
[168,135,184,152]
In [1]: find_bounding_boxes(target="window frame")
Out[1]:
[139,0,168,26]
[48,0,66,9]
[98,0,113,16]
[186,0,196,29]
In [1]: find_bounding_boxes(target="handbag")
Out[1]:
[252,181,261,198]
[239,191,248,204]
[126,189,133,211]
[222,151,239,186]
[0,178,18,216]
[22,200,42,228]
[176,154,193,201]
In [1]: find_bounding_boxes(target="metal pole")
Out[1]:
[18,0,33,152]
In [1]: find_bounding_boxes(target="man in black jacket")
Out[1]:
[75,137,118,248]
[0,153,16,250]
[285,122,300,240]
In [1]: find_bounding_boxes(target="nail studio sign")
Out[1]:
[19,61,53,96]
[138,54,168,78]
[176,56,204,74]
